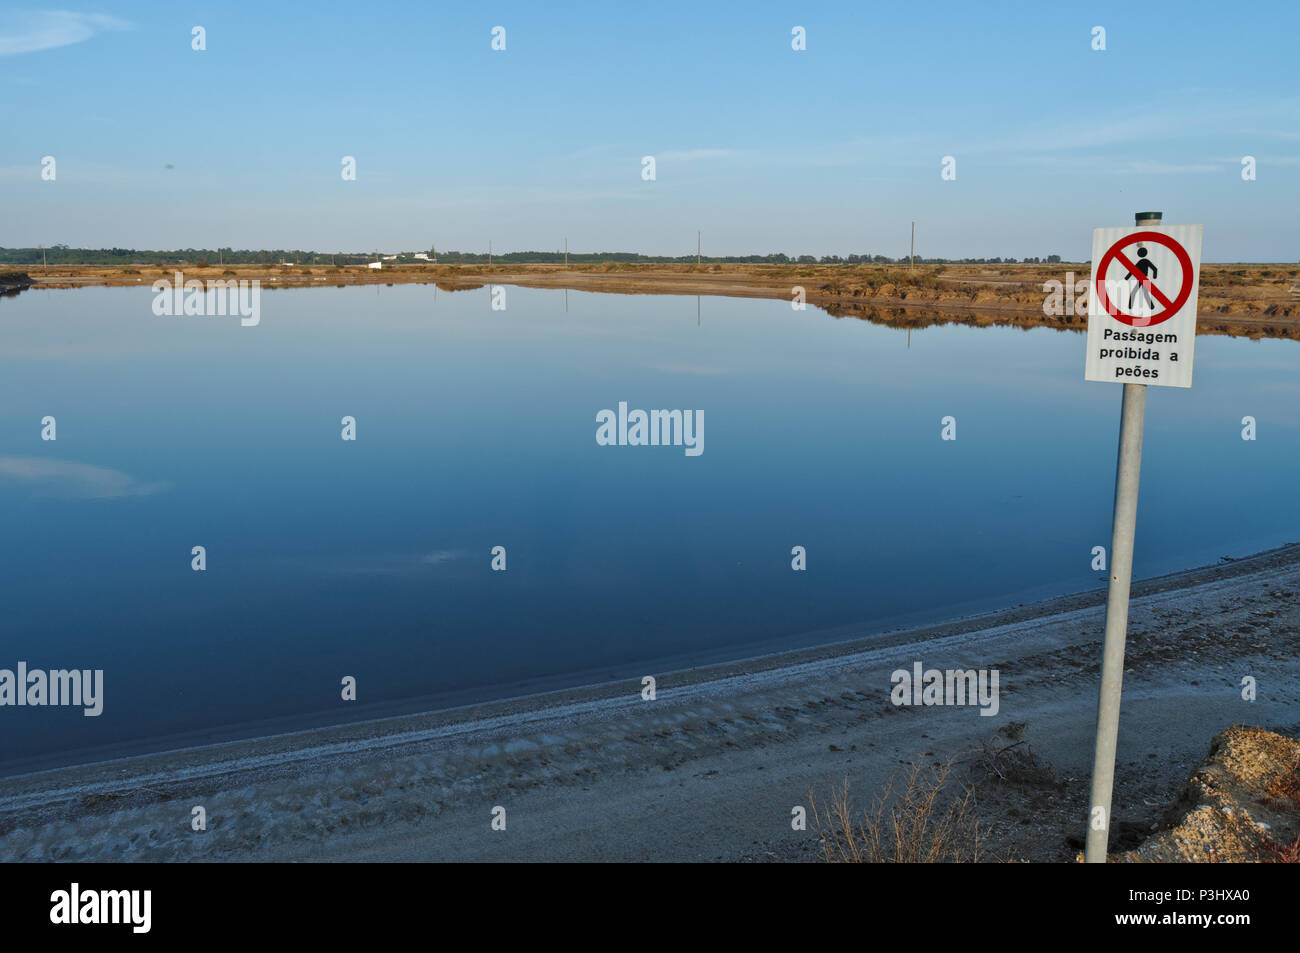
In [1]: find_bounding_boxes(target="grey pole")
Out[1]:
[1084,210,1161,863]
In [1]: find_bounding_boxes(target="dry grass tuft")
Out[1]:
[810,760,983,863]
[968,721,1063,790]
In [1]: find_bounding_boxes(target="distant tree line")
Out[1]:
[0,245,1066,266]
[0,246,373,266]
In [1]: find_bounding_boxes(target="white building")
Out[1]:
[367,261,383,270]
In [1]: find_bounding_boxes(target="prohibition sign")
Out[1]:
[1093,230,1193,327]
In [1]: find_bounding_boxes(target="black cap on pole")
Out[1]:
[1135,211,1163,225]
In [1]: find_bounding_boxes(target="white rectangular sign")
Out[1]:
[1085,223,1203,388]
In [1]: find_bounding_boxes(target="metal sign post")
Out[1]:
[1081,210,1201,863]
[1084,372,1149,860]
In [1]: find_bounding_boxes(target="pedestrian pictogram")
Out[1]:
[1085,223,1203,388]
[1126,247,1156,311]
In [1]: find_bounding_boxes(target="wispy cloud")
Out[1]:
[269,550,467,576]
[0,457,169,499]
[959,113,1191,156]
[569,144,762,165]
[0,159,145,183]
[648,362,731,376]
[563,144,619,160]
[370,186,653,212]
[1009,154,1224,175]
[1238,130,1300,142]
[1114,160,1222,175]
[658,148,736,162]
[0,11,130,57]
[1213,154,1300,167]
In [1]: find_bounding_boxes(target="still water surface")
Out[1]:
[1,285,1296,772]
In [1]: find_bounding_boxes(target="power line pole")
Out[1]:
[697,231,701,266]
[488,240,492,267]
[910,222,915,270]
[564,237,568,269]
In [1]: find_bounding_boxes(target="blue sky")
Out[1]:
[1,1,1297,259]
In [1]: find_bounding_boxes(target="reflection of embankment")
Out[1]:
[820,300,1299,341]
[821,299,1300,340]
[0,272,33,297]
[821,301,1087,334]
[487,269,1300,341]
[1187,318,1298,341]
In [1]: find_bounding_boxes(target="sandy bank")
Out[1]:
[1,544,1297,862]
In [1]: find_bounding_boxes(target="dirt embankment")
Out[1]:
[14,262,1300,341]
[1113,726,1300,863]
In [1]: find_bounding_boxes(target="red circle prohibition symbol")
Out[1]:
[1094,231,1193,327]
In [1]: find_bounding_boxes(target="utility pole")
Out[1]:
[910,222,915,270]
[489,240,492,267]
[1084,210,1161,864]
[697,231,701,266]
[564,237,568,269]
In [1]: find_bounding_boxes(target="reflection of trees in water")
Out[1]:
[819,301,1297,342]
